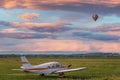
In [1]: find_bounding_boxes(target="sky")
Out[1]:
[0,0,120,53]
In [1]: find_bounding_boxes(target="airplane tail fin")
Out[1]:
[21,56,32,68]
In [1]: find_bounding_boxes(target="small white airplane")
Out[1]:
[13,56,87,77]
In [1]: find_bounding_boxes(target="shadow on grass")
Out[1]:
[41,74,103,80]
[0,73,116,80]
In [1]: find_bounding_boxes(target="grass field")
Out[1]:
[0,57,120,80]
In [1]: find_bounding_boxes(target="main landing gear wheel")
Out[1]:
[40,73,45,77]
[58,72,65,78]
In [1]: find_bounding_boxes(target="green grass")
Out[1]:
[0,57,120,80]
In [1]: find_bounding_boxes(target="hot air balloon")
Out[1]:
[92,14,99,21]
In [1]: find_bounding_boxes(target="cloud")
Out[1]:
[0,48,5,51]
[3,0,17,8]
[8,39,120,52]
[89,41,120,53]
[0,21,11,26]
[73,31,120,41]
[2,0,120,8]
[60,13,83,21]
[0,20,119,41]
[0,33,55,39]
[15,39,91,51]
[78,24,120,41]
[0,28,20,33]
[90,24,120,37]
[105,31,120,36]
[0,20,72,33]
[93,24,120,32]
[19,13,39,21]
[11,21,72,33]
[0,38,120,52]
[1,0,120,15]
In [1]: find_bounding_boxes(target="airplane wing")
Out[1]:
[55,67,87,73]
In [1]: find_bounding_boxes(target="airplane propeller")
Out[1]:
[68,64,72,68]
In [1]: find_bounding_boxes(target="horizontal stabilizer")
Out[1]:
[12,69,23,71]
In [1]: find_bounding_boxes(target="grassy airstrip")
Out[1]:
[0,57,120,80]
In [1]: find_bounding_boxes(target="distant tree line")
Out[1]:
[0,53,120,58]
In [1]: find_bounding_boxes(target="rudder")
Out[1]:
[21,56,32,68]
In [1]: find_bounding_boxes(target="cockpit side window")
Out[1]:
[56,64,60,68]
[48,63,62,68]
[52,64,55,68]
[48,66,50,68]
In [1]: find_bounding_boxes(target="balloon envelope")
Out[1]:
[92,14,98,21]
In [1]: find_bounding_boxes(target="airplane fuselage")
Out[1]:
[22,62,68,74]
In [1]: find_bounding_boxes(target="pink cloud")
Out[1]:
[14,39,120,52]
[2,0,120,9]
[3,0,18,8]
[0,48,5,51]
[12,21,70,28]
[105,31,120,36]
[93,25,120,32]
[1,0,120,15]
[0,33,54,39]
[38,0,120,7]
[89,41,120,53]
[15,39,91,51]
[92,24,120,37]
[11,21,71,32]
[0,39,119,52]
[19,13,39,21]
[0,28,20,33]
